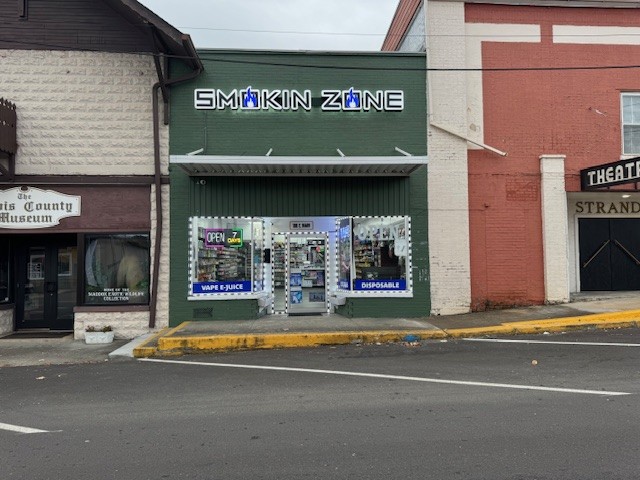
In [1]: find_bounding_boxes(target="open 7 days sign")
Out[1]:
[194,86,404,112]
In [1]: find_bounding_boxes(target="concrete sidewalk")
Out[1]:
[133,291,640,357]
[2,292,639,367]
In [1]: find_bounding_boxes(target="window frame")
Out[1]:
[335,215,414,298]
[188,216,266,300]
[82,232,151,306]
[621,93,640,156]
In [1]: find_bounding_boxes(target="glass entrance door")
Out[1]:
[287,233,327,315]
[16,236,77,330]
[271,233,328,315]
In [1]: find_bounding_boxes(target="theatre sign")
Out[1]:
[0,186,81,229]
[581,157,640,190]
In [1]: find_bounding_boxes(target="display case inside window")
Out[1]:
[84,234,150,305]
[351,216,410,292]
[190,217,264,296]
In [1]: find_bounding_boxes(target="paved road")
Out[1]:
[2,328,640,479]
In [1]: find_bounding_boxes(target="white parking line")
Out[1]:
[463,338,640,347]
[140,358,630,396]
[0,422,52,434]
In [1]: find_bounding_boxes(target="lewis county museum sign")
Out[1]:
[0,187,81,229]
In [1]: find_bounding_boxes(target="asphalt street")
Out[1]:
[2,328,640,479]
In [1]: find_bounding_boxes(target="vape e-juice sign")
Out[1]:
[193,281,251,294]
[194,86,404,112]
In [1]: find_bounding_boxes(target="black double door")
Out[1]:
[15,234,77,331]
[579,219,640,291]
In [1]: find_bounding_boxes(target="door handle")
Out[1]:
[582,240,609,269]
[613,240,640,266]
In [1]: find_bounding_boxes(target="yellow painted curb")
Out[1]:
[445,310,640,339]
[132,327,170,358]
[502,310,640,329]
[157,329,448,353]
[142,310,640,355]
[444,325,516,337]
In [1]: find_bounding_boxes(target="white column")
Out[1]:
[426,2,471,315]
[540,154,570,303]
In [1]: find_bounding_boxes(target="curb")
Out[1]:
[132,328,170,358]
[156,329,449,355]
[132,310,640,357]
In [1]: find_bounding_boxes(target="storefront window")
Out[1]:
[351,216,410,292]
[190,217,264,296]
[84,234,150,305]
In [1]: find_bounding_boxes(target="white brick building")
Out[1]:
[0,0,201,339]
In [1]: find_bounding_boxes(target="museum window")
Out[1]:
[622,93,640,155]
[84,234,150,305]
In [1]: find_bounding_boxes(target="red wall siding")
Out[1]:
[465,4,640,308]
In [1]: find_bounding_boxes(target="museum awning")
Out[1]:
[169,154,428,177]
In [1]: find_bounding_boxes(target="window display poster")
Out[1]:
[338,218,352,290]
[290,290,303,304]
[290,272,303,287]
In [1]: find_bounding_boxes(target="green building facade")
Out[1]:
[169,50,428,324]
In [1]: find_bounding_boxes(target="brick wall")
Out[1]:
[0,309,12,335]
[465,4,640,308]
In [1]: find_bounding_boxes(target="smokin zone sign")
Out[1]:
[0,187,81,229]
[194,86,404,112]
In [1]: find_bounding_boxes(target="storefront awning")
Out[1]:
[170,155,428,177]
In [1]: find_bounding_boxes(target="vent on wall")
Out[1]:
[193,308,213,319]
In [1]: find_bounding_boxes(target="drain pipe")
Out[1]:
[149,37,203,329]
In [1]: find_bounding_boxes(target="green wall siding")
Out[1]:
[169,168,429,323]
[170,51,427,157]
[191,176,409,217]
[168,51,429,324]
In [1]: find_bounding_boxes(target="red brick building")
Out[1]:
[384,0,640,313]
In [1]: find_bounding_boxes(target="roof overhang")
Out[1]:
[107,0,202,70]
[170,155,429,177]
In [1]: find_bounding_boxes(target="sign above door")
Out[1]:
[580,157,640,190]
[0,186,81,229]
